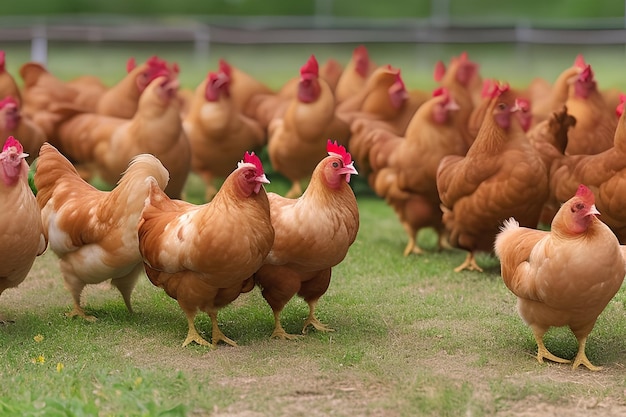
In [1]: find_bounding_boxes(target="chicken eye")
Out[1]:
[497,103,507,110]
[332,162,339,168]
[571,202,585,212]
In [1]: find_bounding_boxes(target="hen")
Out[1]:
[254,141,359,339]
[35,142,169,320]
[562,61,616,155]
[547,96,626,242]
[183,69,265,202]
[362,88,467,256]
[494,185,626,371]
[267,55,350,198]
[217,58,274,119]
[96,55,178,118]
[0,136,47,322]
[138,152,274,348]
[0,96,46,164]
[54,75,190,199]
[436,83,549,272]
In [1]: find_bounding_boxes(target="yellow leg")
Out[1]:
[302,300,335,335]
[572,336,602,371]
[181,313,211,347]
[270,310,301,340]
[532,327,571,365]
[453,252,483,273]
[208,311,238,348]
[66,303,97,322]
[402,234,424,257]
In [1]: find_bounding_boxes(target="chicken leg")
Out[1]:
[208,310,238,348]
[110,263,143,314]
[532,327,571,365]
[270,310,302,340]
[453,251,483,272]
[181,312,211,347]
[572,335,602,371]
[302,299,335,334]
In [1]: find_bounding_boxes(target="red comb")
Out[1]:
[579,64,594,83]
[0,96,18,108]
[575,184,595,204]
[3,136,22,153]
[433,60,446,82]
[300,55,319,78]
[481,79,496,98]
[459,51,469,61]
[574,54,586,69]
[0,50,5,71]
[242,151,264,174]
[327,140,352,166]
[126,57,136,73]
[354,45,368,57]
[432,87,446,97]
[486,81,509,99]
[218,58,232,76]
[616,93,626,117]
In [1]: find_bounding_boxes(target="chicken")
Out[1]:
[96,55,178,118]
[54,75,191,199]
[319,57,343,92]
[0,136,47,322]
[433,52,483,147]
[19,61,84,137]
[0,51,22,103]
[183,70,265,202]
[436,83,549,272]
[562,61,616,155]
[137,152,274,347]
[361,88,467,256]
[494,184,626,371]
[34,142,169,321]
[0,96,46,164]
[339,65,427,136]
[547,95,626,243]
[267,55,350,198]
[334,45,376,104]
[254,140,359,339]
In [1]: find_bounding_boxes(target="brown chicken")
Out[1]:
[319,57,344,92]
[433,52,483,147]
[494,185,626,370]
[361,88,467,256]
[0,96,46,164]
[54,75,190,199]
[254,141,359,339]
[0,51,22,103]
[267,55,350,198]
[436,83,549,272]
[138,152,274,347]
[339,65,427,136]
[96,56,178,118]
[0,136,47,322]
[334,45,376,104]
[183,70,265,202]
[35,142,169,320]
[562,62,616,155]
[547,96,626,243]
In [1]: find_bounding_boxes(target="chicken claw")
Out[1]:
[572,337,602,371]
[270,325,302,340]
[402,238,424,257]
[66,305,97,322]
[533,328,571,366]
[182,315,211,347]
[302,316,335,335]
[453,252,483,272]
[208,312,238,348]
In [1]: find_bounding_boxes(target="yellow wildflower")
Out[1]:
[33,334,44,343]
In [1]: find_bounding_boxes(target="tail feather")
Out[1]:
[34,142,83,209]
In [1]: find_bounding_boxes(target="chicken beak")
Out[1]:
[340,162,358,183]
[256,173,270,185]
[446,98,460,111]
[589,204,601,216]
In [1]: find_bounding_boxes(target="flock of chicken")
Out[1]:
[1,45,625,371]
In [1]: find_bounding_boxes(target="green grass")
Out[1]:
[2,42,626,416]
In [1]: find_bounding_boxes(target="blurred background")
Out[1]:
[1,0,626,91]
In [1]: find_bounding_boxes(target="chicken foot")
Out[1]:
[302,299,335,335]
[182,313,211,347]
[402,236,424,257]
[208,311,238,348]
[270,310,302,340]
[66,303,97,322]
[453,252,483,273]
[572,336,602,371]
[532,327,571,366]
